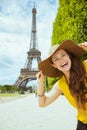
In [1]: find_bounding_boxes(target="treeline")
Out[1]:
[0,85,18,93]
[0,85,33,94]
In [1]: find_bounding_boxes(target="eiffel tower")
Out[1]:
[14,5,41,88]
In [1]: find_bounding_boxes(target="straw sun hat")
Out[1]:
[38,39,83,77]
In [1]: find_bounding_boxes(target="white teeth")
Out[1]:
[61,62,67,67]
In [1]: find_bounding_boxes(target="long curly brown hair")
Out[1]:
[67,51,87,109]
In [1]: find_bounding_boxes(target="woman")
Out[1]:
[36,39,87,130]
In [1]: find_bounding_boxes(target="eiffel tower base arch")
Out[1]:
[14,69,38,88]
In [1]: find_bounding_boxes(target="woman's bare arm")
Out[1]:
[36,71,62,107]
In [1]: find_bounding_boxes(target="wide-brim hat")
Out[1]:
[38,39,83,77]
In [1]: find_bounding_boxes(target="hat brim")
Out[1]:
[38,40,83,77]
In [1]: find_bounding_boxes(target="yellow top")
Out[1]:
[58,61,87,124]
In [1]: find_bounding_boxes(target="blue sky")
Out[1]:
[0,0,58,85]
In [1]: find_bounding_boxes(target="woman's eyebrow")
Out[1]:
[54,52,65,57]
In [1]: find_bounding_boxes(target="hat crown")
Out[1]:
[48,44,59,57]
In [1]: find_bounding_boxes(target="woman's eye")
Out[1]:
[54,58,59,62]
[62,53,66,57]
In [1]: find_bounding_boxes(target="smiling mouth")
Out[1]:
[61,62,68,68]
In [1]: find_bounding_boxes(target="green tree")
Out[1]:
[52,0,87,45]
[3,85,12,92]
[0,86,6,93]
[44,77,56,91]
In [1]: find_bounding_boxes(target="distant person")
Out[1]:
[36,39,87,130]
[35,89,37,97]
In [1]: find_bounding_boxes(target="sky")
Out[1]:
[0,0,58,85]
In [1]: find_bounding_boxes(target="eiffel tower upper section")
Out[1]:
[30,5,38,50]
[24,5,41,71]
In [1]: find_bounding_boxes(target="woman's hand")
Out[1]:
[79,42,87,52]
[36,70,45,85]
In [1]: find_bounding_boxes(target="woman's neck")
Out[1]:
[64,71,70,84]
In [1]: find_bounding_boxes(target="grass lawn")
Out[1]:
[0,93,30,103]
[0,93,30,98]
[0,93,21,97]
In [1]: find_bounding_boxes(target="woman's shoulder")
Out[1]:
[57,76,66,86]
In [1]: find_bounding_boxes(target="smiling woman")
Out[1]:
[36,39,87,130]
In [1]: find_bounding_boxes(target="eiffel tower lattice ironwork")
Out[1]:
[14,6,41,88]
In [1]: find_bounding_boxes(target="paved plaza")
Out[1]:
[0,94,77,130]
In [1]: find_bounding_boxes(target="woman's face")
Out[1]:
[51,49,71,74]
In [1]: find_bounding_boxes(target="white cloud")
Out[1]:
[0,0,58,85]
